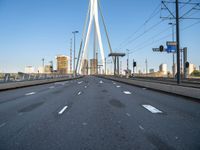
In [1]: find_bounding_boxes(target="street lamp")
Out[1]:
[168,22,176,78]
[72,31,79,76]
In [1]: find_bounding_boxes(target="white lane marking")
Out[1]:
[99,81,103,84]
[78,91,82,95]
[49,86,55,89]
[78,81,83,84]
[142,88,147,90]
[84,86,87,88]
[25,92,36,96]
[116,85,121,88]
[58,106,68,115]
[139,125,144,130]
[126,113,131,117]
[82,122,88,126]
[123,91,131,95]
[113,82,116,85]
[142,105,162,113]
[0,122,6,128]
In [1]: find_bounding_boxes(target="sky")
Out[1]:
[0,0,199,73]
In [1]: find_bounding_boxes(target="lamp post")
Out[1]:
[169,22,176,78]
[72,31,79,76]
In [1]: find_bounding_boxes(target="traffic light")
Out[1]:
[159,45,164,52]
[185,62,189,68]
[133,62,137,67]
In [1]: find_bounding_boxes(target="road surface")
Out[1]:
[0,76,200,150]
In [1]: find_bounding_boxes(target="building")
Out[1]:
[90,59,97,75]
[56,55,69,74]
[44,65,53,74]
[149,69,154,73]
[188,63,196,75]
[81,59,89,75]
[159,64,168,76]
[25,66,35,74]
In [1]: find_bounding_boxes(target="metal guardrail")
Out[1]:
[0,72,76,84]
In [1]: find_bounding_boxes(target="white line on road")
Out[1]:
[123,91,132,95]
[25,92,36,96]
[142,105,162,113]
[49,86,55,89]
[139,125,144,130]
[78,91,82,95]
[99,81,103,84]
[78,81,83,84]
[116,85,121,88]
[0,122,6,128]
[85,86,87,88]
[126,113,131,117]
[142,88,147,90]
[113,82,116,85]
[58,106,68,115]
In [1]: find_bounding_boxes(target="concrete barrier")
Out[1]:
[0,76,83,91]
[98,75,200,100]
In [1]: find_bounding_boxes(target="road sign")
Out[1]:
[166,41,177,53]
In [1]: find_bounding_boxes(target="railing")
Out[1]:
[0,72,76,84]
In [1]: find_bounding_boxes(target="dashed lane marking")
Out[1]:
[99,81,103,84]
[49,86,55,89]
[139,125,144,130]
[78,81,83,84]
[116,85,121,88]
[123,91,131,95]
[25,92,36,96]
[58,106,68,115]
[78,91,82,95]
[0,123,6,128]
[142,105,162,114]
[126,113,131,117]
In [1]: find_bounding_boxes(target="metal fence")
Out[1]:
[0,72,75,83]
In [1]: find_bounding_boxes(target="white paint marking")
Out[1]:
[84,86,87,88]
[123,91,131,95]
[58,106,68,115]
[78,91,82,95]
[126,113,131,117]
[82,122,88,126]
[142,88,147,90]
[139,125,144,130]
[99,81,103,84]
[116,85,121,88]
[49,86,55,89]
[142,105,162,113]
[78,81,83,84]
[113,82,116,85]
[0,122,6,128]
[25,92,36,96]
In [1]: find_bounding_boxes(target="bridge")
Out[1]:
[0,0,200,150]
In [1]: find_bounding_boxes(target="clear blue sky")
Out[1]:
[0,0,199,73]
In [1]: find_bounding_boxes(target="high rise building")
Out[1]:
[159,64,168,76]
[56,55,69,74]
[81,59,89,75]
[90,59,97,75]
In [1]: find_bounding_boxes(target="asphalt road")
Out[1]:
[0,76,200,150]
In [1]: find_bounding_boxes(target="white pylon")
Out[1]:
[79,0,105,74]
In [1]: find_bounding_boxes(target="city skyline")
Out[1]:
[0,0,199,73]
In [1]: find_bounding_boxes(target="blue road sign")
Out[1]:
[166,41,177,53]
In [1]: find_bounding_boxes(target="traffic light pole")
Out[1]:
[176,0,181,84]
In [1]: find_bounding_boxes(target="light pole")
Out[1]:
[169,22,176,78]
[72,31,79,76]
[126,49,129,71]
